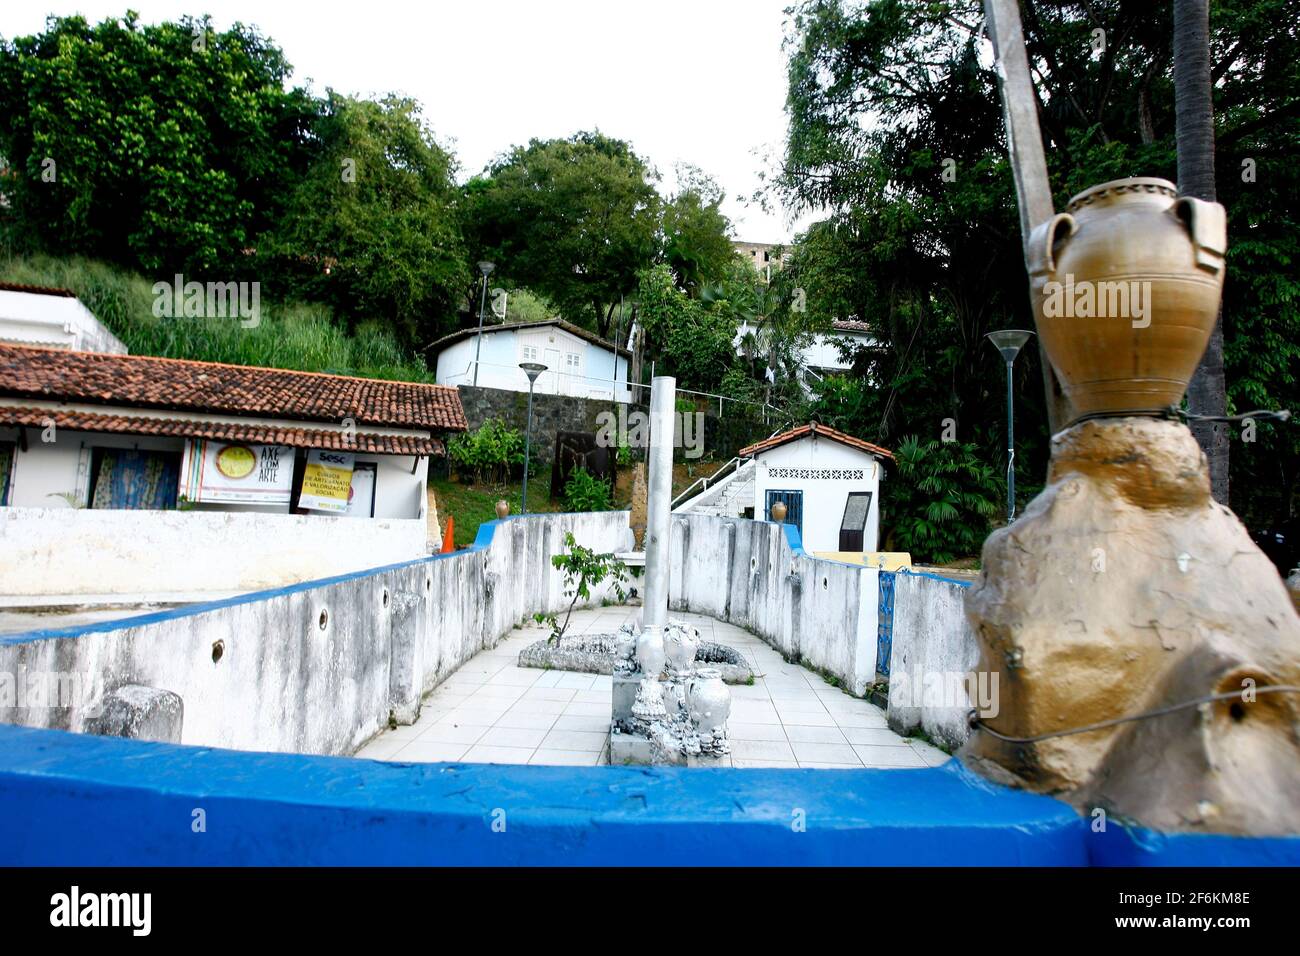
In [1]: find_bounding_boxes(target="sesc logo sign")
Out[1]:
[50,886,151,936]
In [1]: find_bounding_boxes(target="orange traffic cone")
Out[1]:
[441,516,455,553]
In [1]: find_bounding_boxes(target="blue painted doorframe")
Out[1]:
[765,489,803,536]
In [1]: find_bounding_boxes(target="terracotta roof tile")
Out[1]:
[0,282,77,297]
[0,405,443,456]
[740,422,893,460]
[0,344,467,431]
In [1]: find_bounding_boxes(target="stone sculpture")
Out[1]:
[965,177,1300,836]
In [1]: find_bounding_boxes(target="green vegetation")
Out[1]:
[447,419,525,485]
[562,467,614,513]
[428,477,558,548]
[544,532,629,644]
[0,254,432,381]
[779,0,1300,533]
[886,437,1001,566]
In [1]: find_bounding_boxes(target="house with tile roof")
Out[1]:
[0,343,464,515]
[739,422,892,555]
[0,344,467,597]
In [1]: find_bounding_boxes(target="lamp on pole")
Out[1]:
[985,329,1034,524]
[519,362,547,513]
[472,261,495,386]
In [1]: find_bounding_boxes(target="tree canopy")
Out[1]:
[463,132,662,338]
[780,0,1300,528]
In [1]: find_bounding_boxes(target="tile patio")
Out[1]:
[353,606,951,769]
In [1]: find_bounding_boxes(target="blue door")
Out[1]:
[765,489,803,537]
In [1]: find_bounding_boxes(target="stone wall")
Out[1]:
[0,511,632,756]
[455,384,777,473]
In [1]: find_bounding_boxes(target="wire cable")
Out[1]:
[968,685,1300,744]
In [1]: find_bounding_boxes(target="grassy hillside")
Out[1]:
[0,255,434,382]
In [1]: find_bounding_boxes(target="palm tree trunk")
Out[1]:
[1174,0,1230,503]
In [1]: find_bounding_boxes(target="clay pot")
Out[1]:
[635,625,666,678]
[1027,177,1227,422]
[687,668,731,734]
[770,500,788,523]
[494,500,510,519]
[662,622,700,674]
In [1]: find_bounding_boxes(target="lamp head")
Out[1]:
[519,362,547,383]
[478,261,495,278]
[986,329,1034,363]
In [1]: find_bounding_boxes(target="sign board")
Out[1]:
[180,439,293,504]
[298,450,355,514]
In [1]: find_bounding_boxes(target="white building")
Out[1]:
[733,318,874,392]
[431,319,632,402]
[0,282,127,354]
[0,344,467,597]
[739,423,892,556]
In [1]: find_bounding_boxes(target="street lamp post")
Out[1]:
[472,261,495,386]
[519,362,547,513]
[985,329,1035,524]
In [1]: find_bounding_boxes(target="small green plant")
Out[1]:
[616,442,632,467]
[547,532,628,644]
[448,418,525,484]
[562,466,613,512]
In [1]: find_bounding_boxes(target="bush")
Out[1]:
[885,436,1000,565]
[563,466,613,512]
[447,418,525,484]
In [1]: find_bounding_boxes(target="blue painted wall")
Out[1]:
[1,724,1296,866]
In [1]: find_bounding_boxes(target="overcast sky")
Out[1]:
[1,0,816,242]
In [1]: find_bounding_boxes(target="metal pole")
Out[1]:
[642,376,675,628]
[472,274,488,387]
[522,380,535,513]
[1006,358,1016,523]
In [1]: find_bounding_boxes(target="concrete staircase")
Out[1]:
[674,458,755,518]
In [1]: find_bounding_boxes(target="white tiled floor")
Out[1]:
[353,606,951,769]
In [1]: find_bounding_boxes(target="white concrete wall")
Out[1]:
[0,290,127,353]
[668,513,881,696]
[0,507,430,598]
[751,438,884,554]
[884,571,980,751]
[435,327,631,402]
[0,511,631,756]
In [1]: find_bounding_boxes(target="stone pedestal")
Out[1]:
[963,418,1300,835]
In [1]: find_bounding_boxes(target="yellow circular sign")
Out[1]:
[215,445,257,480]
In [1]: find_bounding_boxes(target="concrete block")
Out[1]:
[84,684,183,743]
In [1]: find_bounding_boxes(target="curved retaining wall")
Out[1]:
[1,512,1295,865]
[668,514,879,695]
[0,511,631,756]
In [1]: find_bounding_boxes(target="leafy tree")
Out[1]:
[0,13,313,274]
[539,532,629,644]
[635,264,738,392]
[465,132,660,337]
[885,436,1000,565]
[779,0,1300,529]
[661,164,735,295]
[255,93,467,345]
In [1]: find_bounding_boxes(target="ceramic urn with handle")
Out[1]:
[1027,177,1227,422]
